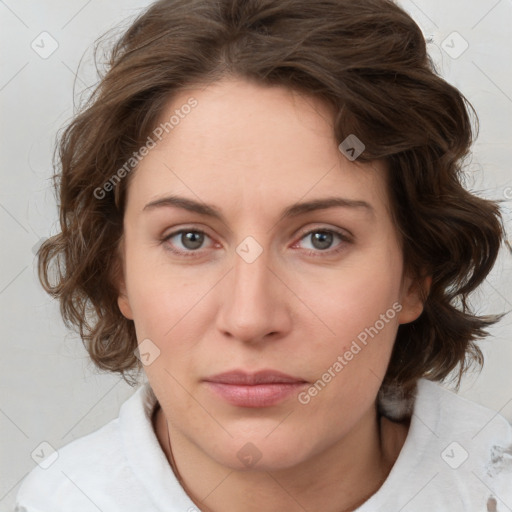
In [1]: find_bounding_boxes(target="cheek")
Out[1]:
[291,246,403,383]
[301,253,402,339]
[123,246,206,343]
[295,284,400,422]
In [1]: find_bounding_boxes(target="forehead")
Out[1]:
[125,77,389,218]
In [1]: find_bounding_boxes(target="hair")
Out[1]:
[38,0,507,393]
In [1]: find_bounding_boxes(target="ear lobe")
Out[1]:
[112,237,134,320]
[398,274,432,325]
[118,293,134,320]
[115,270,134,320]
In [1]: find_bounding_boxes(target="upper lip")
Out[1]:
[204,370,307,385]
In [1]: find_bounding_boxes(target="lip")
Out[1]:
[203,370,308,408]
[204,369,307,385]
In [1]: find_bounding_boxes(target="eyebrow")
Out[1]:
[143,194,374,223]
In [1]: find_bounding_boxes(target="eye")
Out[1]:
[161,226,352,259]
[162,228,215,257]
[294,228,351,257]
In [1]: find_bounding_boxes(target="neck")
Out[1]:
[152,403,409,512]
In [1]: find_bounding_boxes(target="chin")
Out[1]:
[201,432,318,472]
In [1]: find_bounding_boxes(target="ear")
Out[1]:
[113,237,134,320]
[397,273,432,325]
[117,285,134,320]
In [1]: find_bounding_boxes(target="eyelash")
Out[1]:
[160,227,352,259]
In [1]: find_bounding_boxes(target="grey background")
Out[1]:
[1,0,511,510]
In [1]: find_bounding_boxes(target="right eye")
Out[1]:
[161,229,216,257]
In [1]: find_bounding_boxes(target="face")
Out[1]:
[117,77,424,471]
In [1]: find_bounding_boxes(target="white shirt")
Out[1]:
[14,379,512,511]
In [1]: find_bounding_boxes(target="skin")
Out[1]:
[116,76,429,512]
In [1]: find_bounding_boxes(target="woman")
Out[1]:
[15,0,512,510]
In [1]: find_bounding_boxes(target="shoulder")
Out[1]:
[415,378,512,441]
[405,379,512,508]
[15,416,125,511]
[14,384,155,512]
[364,379,512,511]
[412,378,512,478]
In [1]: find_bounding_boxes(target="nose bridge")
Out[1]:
[217,237,291,341]
[232,243,271,302]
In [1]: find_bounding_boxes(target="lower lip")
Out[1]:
[204,382,307,408]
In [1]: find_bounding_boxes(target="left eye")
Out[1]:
[294,229,348,254]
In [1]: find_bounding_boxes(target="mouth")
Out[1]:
[203,369,309,408]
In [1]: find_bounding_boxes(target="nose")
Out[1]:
[215,242,293,344]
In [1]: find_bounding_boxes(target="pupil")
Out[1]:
[312,231,332,250]
[183,232,203,250]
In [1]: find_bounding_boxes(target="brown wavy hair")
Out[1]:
[38,0,507,391]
